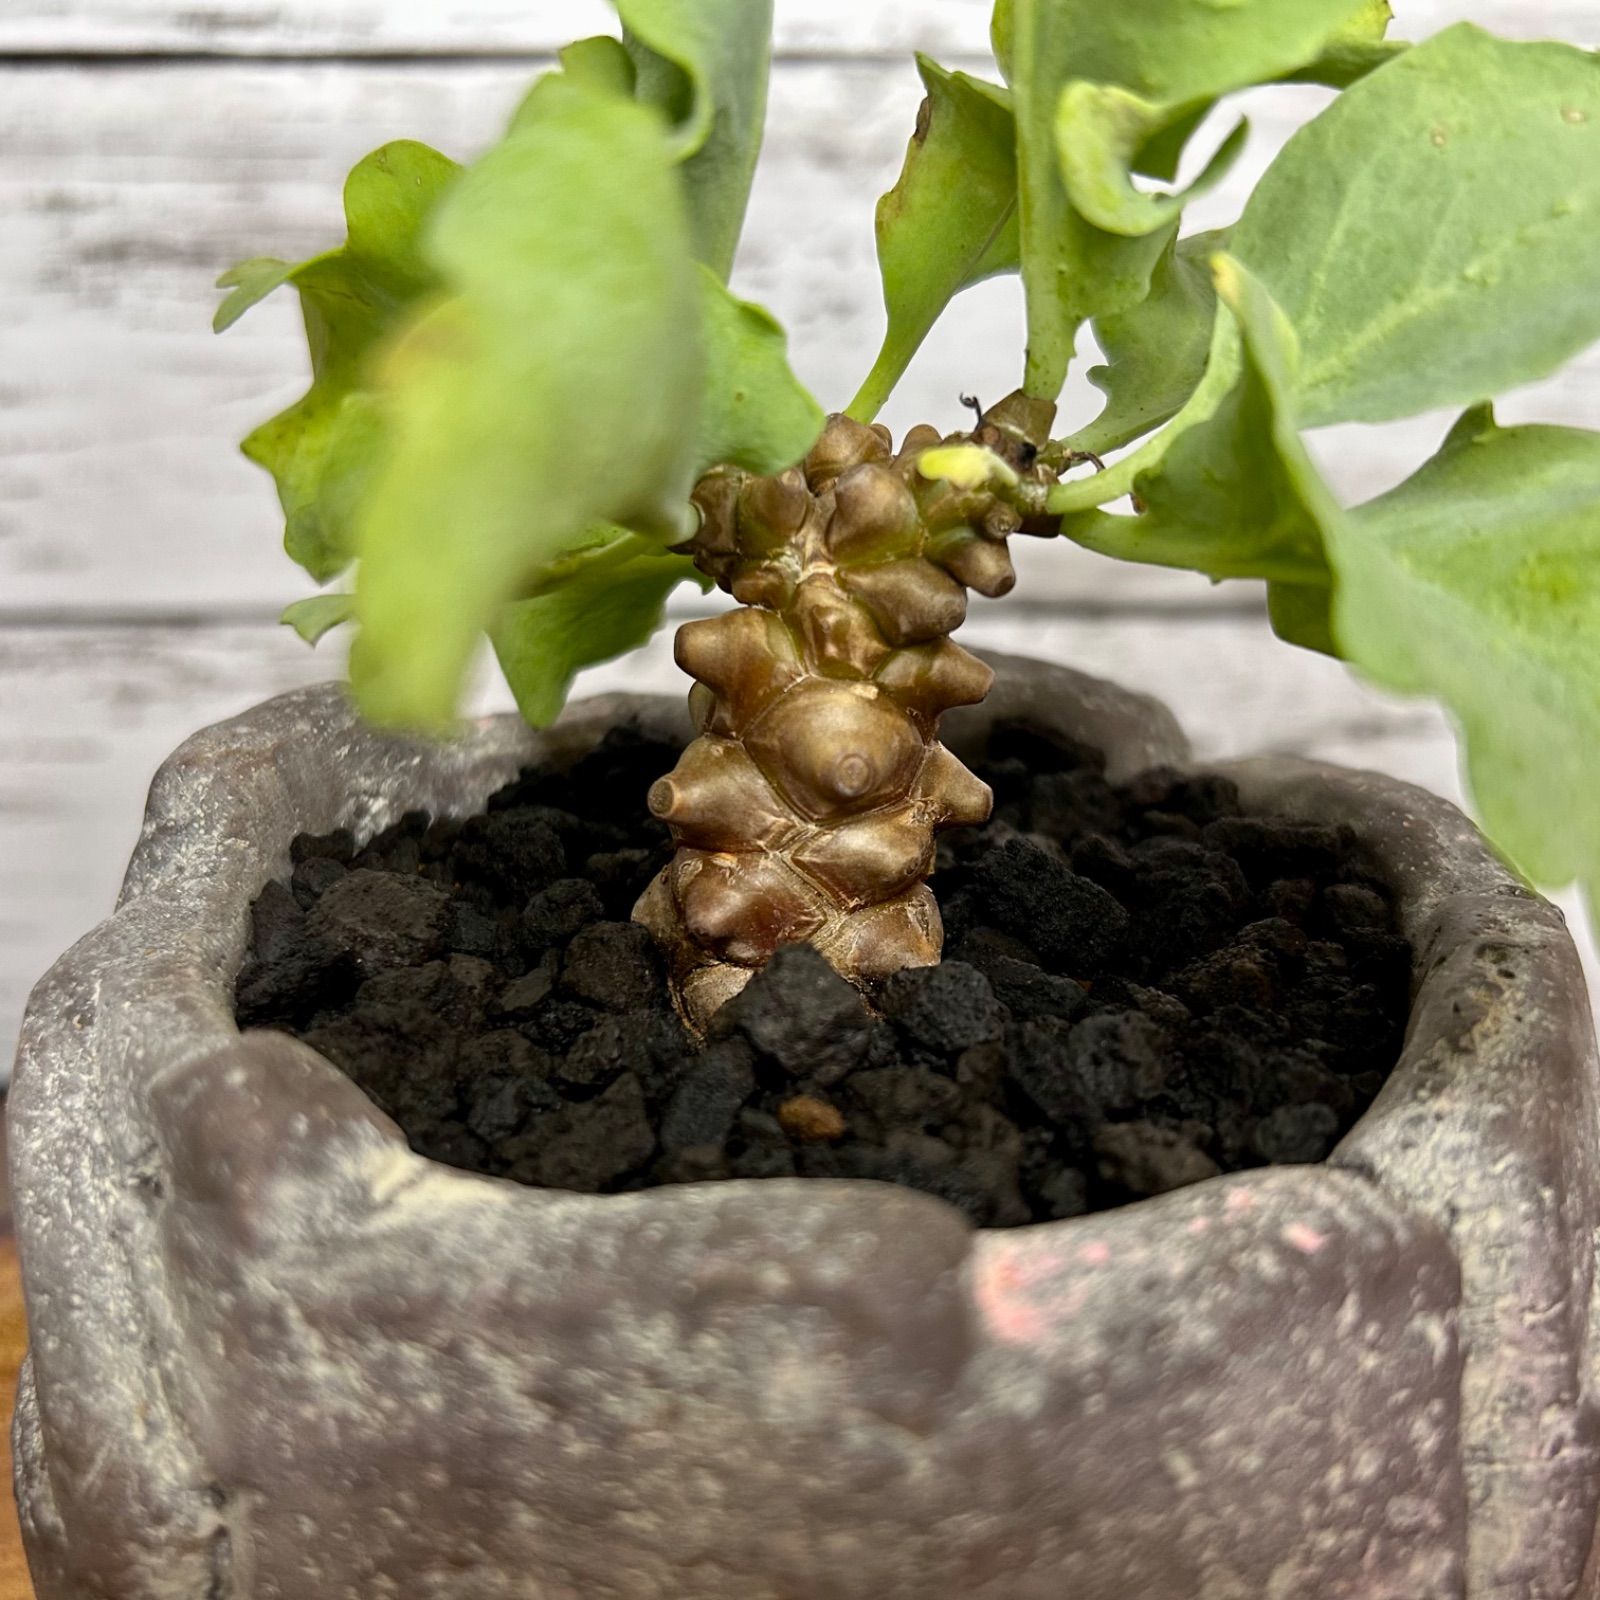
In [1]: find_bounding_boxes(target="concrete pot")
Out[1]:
[9,654,1599,1599]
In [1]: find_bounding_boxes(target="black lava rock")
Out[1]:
[714,944,873,1085]
[880,962,1004,1054]
[1093,1120,1221,1197]
[661,1042,757,1152]
[969,838,1129,975]
[508,1072,656,1191]
[306,869,453,975]
[522,879,607,955]
[559,922,664,1013]
[1253,1101,1341,1163]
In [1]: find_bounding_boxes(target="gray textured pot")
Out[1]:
[9,654,1599,1599]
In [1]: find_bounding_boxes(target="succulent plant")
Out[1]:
[639,398,1062,1027]
[222,1,1600,1024]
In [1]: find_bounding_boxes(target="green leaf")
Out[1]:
[1328,405,1600,894]
[557,35,638,98]
[1067,228,1227,457]
[1049,0,1366,239]
[1327,0,1393,45]
[491,535,705,726]
[1265,577,1337,654]
[1009,0,1166,399]
[1060,255,1339,587]
[1284,36,1404,89]
[214,257,295,333]
[1047,273,1257,518]
[351,84,704,729]
[1133,105,1211,186]
[992,0,1015,82]
[1232,24,1600,426]
[265,391,388,584]
[1056,87,1247,237]
[1008,0,1362,400]
[697,270,823,475]
[219,140,461,583]
[849,58,1018,422]
[280,593,355,646]
[617,0,774,281]
[1281,0,1405,89]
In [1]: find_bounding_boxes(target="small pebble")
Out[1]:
[777,1096,847,1143]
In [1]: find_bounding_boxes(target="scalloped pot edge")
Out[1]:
[9,654,1600,1599]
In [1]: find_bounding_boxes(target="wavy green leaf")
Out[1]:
[1061,256,1338,588]
[280,593,355,646]
[1066,228,1228,458]
[1009,0,1166,399]
[698,272,823,474]
[1281,1,1405,88]
[218,140,461,583]
[1056,89,1247,238]
[1047,0,1370,240]
[227,43,814,733]
[992,0,1015,82]
[1008,0,1365,400]
[214,257,296,334]
[850,58,1018,422]
[617,0,773,280]
[1265,578,1337,653]
[491,535,706,727]
[350,83,704,729]
[1232,24,1600,426]
[1330,405,1600,896]
[556,34,638,98]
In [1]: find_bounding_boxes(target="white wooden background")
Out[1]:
[3,0,1599,1069]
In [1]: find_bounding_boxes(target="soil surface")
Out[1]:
[235,720,1411,1226]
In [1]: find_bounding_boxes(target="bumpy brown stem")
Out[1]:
[635,391,1059,1033]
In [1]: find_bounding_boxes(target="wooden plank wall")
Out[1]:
[3,0,1598,1068]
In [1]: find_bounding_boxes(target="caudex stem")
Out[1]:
[635,391,1068,1033]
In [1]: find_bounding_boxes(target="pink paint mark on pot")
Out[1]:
[1078,1241,1111,1267]
[1282,1222,1328,1255]
[1225,1187,1257,1216]
[973,1253,1046,1346]
[1187,1216,1210,1236]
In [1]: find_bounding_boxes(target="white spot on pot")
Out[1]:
[1385,1493,1435,1533]
[1352,1444,1387,1485]
[1162,1448,1200,1492]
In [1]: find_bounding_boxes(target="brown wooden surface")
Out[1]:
[0,1109,36,1599]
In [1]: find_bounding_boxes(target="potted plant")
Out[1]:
[11,1,1600,1594]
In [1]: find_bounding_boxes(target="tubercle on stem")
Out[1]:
[634,391,1059,1034]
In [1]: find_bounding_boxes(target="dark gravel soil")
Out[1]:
[235,719,1411,1227]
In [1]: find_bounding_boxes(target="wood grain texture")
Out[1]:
[1,0,1594,56]
[0,0,994,59]
[5,610,1597,1072]
[0,57,1324,613]
[5,31,1599,615]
